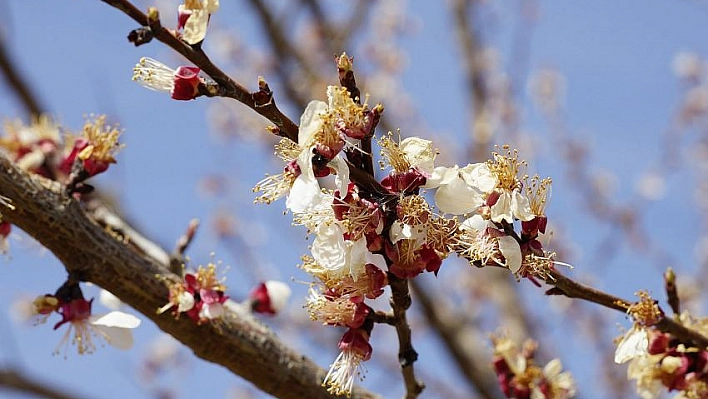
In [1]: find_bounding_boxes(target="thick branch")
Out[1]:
[0,154,381,399]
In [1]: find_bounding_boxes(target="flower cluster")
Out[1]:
[253,67,562,394]
[0,114,122,182]
[491,335,576,399]
[157,262,229,323]
[614,292,708,399]
[32,282,141,356]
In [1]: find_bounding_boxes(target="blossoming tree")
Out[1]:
[2,1,708,399]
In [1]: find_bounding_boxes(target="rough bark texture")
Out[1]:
[0,153,381,399]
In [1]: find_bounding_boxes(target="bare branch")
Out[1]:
[0,367,90,399]
[0,36,44,118]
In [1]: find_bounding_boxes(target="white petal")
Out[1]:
[312,223,346,273]
[286,151,323,213]
[365,252,387,270]
[183,10,209,44]
[328,156,350,194]
[460,214,488,232]
[389,221,413,243]
[400,137,435,174]
[298,101,327,147]
[177,291,195,312]
[511,190,535,221]
[204,0,219,13]
[347,238,370,280]
[434,177,481,215]
[200,302,225,319]
[422,165,457,189]
[498,236,522,273]
[99,289,123,310]
[91,311,141,329]
[93,325,134,350]
[543,358,563,378]
[264,280,292,313]
[490,191,513,223]
[614,326,649,364]
[460,163,498,193]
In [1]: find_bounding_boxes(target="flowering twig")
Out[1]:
[388,274,425,399]
[546,268,708,349]
[99,0,299,140]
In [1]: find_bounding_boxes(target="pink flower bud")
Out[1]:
[171,66,201,100]
[338,328,372,362]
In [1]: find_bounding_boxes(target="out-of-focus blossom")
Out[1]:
[249,280,291,315]
[0,115,60,176]
[60,115,123,177]
[158,262,228,323]
[32,285,141,355]
[491,335,576,399]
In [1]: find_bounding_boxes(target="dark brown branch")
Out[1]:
[99,0,299,141]
[0,154,382,399]
[0,367,90,399]
[388,275,424,399]
[546,269,708,349]
[0,36,44,118]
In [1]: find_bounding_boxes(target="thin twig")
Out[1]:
[0,35,44,118]
[0,367,91,399]
[410,279,504,399]
[546,269,708,349]
[388,274,424,399]
[100,0,299,141]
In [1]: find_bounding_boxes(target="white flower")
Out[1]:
[532,358,576,399]
[180,0,220,44]
[425,165,484,215]
[298,100,327,148]
[399,137,436,174]
[57,310,141,355]
[627,356,663,399]
[614,325,649,364]
[460,162,498,192]
[498,235,522,273]
[490,189,534,223]
[311,224,369,280]
[286,150,324,213]
[263,280,292,313]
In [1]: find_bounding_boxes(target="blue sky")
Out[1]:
[2,1,708,398]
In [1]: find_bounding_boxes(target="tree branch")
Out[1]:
[388,275,424,399]
[0,35,44,119]
[0,153,382,399]
[0,367,90,399]
[546,269,708,349]
[99,0,300,141]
